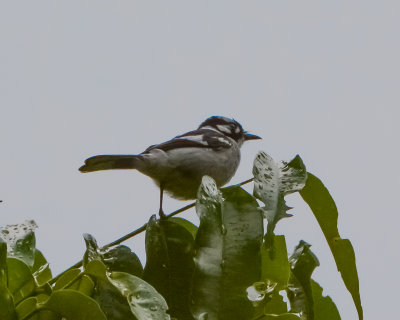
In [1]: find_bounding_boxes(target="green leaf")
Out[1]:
[253,153,307,248]
[84,259,108,280]
[82,233,102,267]
[93,278,137,320]
[143,215,195,319]
[311,280,340,320]
[53,268,82,291]
[76,275,95,296]
[0,238,17,320]
[14,295,55,319]
[0,220,38,267]
[33,310,60,320]
[191,176,263,320]
[261,235,290,289]
[7,257,36,304]
[109,271,170,320]
[102,245,143,277]
[65,274,95,297]
[85,259,138,319]
[83,234,143,278]
[260,314,301,320]
[264,293,288,315]
[32,250,52,286]
[40,289,107,319]
[169,217,198,239]
[15,296,38,319]
[300,173,363,320]
[287,241,319,320]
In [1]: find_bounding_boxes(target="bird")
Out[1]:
[79,116,261,217]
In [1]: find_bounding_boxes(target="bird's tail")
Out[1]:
[79,155,140,173]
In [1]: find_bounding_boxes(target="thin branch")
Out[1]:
[103,201,196,249]
[48,177,254,285]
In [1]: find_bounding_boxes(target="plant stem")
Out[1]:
[48,178,253,285]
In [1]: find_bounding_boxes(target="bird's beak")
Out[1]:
[244,132,262,141]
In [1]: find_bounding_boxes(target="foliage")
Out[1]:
[0,152,362,319]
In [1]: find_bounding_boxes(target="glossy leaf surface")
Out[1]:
[85,259,135,320]
[287,241,319,320]
[32,250,52,286]
[143,215,195,319]
[102,245,143,277]
[110,271,170,320]
[191,176,263,320]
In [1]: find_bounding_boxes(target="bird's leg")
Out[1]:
[159,184,166,219]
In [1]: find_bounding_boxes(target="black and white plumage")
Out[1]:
[79,116,261,216]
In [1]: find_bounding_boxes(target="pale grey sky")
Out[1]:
[1,1,399,319]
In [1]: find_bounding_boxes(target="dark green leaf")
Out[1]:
[40,289,107,319]
[311,280,340,320]
[102,245,143,277]
[264,293,288,315]
[109,271,170,320]
[82,233,102,267]
[0,238,17,320]
[260,314,301,319]
[142,215,169,295]
[143,215,195,319]
[7,257,36,304]
[300,173,363,320]
[83,234,143,278]
[93,279,136,320]
[261,235,290,289]
[32,250,48,273]
[15,297,38,320]
[53,268,82,291]
[66,274,95,297]
[15,295,54,319]
[33,310,60,319]
[32,250,52,286]
[76,275,95,296]
[287,241,319,320]
[85,259,137,320]
[169,217,198,239]
[191,176,263,320]
[84,259,108,279]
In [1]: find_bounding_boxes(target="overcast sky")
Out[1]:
[1,1,399,319]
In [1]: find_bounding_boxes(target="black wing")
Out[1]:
[141,129,232,154]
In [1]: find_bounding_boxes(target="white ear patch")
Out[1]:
[216,124,232,134]
[235,127,240,133]
[217,137,232,146]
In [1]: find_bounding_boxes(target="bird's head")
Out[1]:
[198,116,261,146]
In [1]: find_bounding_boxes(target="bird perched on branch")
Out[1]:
[79,116,261,217]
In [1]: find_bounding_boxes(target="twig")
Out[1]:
[48,177,254,285]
